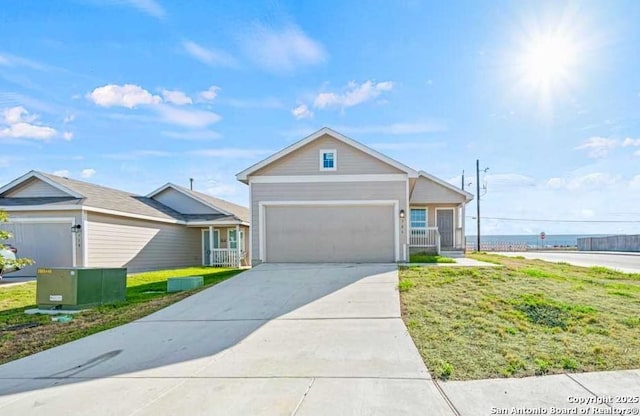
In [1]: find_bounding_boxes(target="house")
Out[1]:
[237,127,473,264]
[0,171,249,276]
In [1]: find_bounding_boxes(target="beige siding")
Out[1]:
[0,209,84,267]
[86,212,200,273]
[152,188,221,214]
[410,176,466,204]
[5,179,71,198]
[265,205,394,262]
[252,134,404,176]
[251,181,406,262]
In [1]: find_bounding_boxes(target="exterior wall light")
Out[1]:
[399,209,405,219]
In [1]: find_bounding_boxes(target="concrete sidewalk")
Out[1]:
[441,369,640,415]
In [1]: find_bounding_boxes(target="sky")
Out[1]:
[1,0,640,236]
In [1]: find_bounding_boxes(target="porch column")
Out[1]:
[235,224,241,267]
[208,225,214,266]
[461,203,466,251]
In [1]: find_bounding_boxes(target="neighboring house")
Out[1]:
[237,127,473,264]
[0,171,249,276]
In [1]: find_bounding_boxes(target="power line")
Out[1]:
[466,216,640,223]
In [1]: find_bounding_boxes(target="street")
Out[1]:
[496,251,640,274]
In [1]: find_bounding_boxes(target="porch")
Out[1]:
[200,225,249,268]
[408,205,466,255]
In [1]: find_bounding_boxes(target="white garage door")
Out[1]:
[0,221,74,277]
[264,205,396,263]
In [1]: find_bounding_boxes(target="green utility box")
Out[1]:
[167,276,204,292]
[36,267,127,310]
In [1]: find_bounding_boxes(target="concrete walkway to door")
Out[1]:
[0,263,454,416]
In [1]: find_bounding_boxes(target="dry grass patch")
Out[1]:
[399,254,640,380]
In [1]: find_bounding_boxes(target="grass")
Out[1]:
[0,267,242,365]
[409,254,456,263]
[399,253,640,380]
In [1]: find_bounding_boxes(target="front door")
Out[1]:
[202,229,219,265]
[437,209,454,248]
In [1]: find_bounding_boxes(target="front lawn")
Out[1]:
[399,253,640,380]
[408,254,455,263]
[0,267,242,364]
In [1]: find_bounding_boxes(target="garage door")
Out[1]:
[0,221,74,277]
[264,205,395,263]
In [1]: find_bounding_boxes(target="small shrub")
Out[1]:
[561,357,579,371]
[437,361,454,379]
[398,279,414,292]
[534,358,551,375]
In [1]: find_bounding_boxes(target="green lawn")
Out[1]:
[0,267,242,364]
[408,254,456,263]
[399,253,640,380]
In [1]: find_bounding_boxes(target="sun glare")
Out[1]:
[521,35,576,87]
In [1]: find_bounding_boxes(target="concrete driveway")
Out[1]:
[496,251,640,273]
[0,264,454,415]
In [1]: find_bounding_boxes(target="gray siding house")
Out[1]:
[0,171,249,276]
[237,127,473,264]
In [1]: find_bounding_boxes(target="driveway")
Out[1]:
[0,264,454,415]
[496,251,640,273]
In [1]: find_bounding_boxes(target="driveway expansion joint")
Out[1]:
[290,378,315,416]
[564,373,613,409]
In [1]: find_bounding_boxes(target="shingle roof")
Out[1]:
[37,172,185,221]
[171,184,250,223]
[0,171,248,224]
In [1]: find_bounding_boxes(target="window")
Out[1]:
[228,230,237,249]
[319,149,337,171]
[410,208,427,228]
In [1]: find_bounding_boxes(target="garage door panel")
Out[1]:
[265,205,395,263]
[0,222,73,277]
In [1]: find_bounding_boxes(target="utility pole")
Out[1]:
[476,160,481,251]
[189,178,194,190]
[461,170,465,191]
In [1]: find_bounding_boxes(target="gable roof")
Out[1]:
[418,171,474,202]
[236,127,419,183]
[0,170,84,198]
[0,171,249,224]
[147,183,249,223]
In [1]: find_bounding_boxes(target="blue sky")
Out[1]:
[1,0,639,235]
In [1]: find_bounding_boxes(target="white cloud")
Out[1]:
[622,137,640,147]
[182,41,236,67]
[105,150,172,160]
[339,121,447,136]
[224,97,283,109]
[291,104,313,119]
[241,24,326,72]
[63,131,73,140]
[485,173,536,187]
[81,168,96,178]
[313,80,394,109]
[103,0,165,19]
[546,172,621,191]
[3,106,36,124]
[153,104,221,128]
[574,137,619,158]
[188,148,272,159]
[199,86,220,101]
[630,175,640,189]
[0,106,58,140]
[161,89,192,105]
[53,169,70,177]
[162,130,221,140]
[88,84,161,108]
